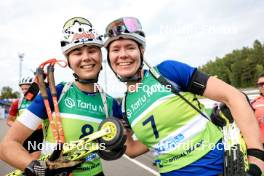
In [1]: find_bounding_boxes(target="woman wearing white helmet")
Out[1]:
[7,76,34,127]
[19,76,34,94]
[61,17,104,84]
[0,17,122,176]
[104,17,264,175]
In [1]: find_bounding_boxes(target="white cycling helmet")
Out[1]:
[60,17,103,55]
[104,17,146,48]
[19,76,34,86]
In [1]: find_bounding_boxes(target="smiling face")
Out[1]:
[108,39,143,78]
[68,45,102,80]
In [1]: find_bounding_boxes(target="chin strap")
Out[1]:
[118,68,142,82]
[73,73,99,84]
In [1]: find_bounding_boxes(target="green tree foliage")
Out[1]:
[0,86,20,99]
[199,40,264,88]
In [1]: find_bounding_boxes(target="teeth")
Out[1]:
[81,65,93,69]
[119,62,131,66]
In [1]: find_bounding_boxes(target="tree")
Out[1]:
[0,86,20,99]
[255,64,264,81]
[200,39,264,88]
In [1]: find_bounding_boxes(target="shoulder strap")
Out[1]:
[58,82,73,103]
[122,92,132,129]
[148,66,210,120]
[95,83,109,118]
[121,95,126,115]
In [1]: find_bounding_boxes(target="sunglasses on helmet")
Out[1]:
[63,17,92,31]
[105,17,144,38]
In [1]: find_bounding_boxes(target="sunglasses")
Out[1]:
[105,17,144,37]
[257,82,264,87]
[63,17,92,31]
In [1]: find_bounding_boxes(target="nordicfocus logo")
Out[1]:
[65,97,76,108]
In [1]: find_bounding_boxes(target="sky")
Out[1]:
[0,0,263,97]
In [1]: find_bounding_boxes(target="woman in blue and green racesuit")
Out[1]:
[103,17,264,176]
[0,17,122,176]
